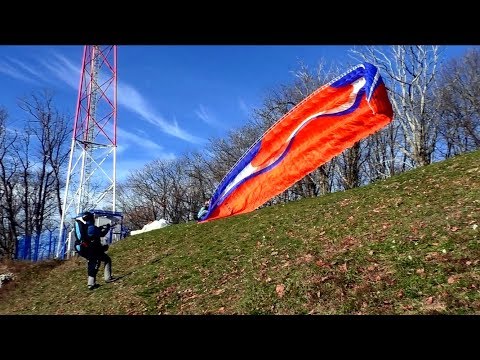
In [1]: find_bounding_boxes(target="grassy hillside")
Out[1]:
[1,150,479,315]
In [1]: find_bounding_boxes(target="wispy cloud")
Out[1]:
[0,60,38,84]
[39,52,79,88]
[117,126,163,152]
[117,82,204,144]
[7,57,50,82]
[0,50,204,146]
[116,143,129,155]
[195,104,219,127]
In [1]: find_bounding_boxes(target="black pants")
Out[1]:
[86,251,112,286]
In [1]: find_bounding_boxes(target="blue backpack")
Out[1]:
[73,219,90,257]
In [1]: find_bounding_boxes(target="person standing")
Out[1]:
[81,212,115,290]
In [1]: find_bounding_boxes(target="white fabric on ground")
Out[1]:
[130,219,169,236]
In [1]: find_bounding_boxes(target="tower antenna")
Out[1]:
[56,45,117,258]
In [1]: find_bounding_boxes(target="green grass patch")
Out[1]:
[1,150,480,314]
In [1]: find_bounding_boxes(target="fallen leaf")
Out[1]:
[340,263,348,272]
[368,250,374,255]
[451,227,459,232]
[425,252,439,260]
[276,284,285,298]
[271,251,278,256]
[315,260,325,267]
[416,268,425,275]
[304,254,314,262]
[447,276,456,284]
[218,307,225,313]
[425,296,434,305]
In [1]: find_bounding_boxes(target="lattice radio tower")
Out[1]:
[56,45,117,258]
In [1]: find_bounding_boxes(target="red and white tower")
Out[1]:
[56,45,117,258]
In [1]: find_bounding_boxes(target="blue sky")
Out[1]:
[0,45,476,180]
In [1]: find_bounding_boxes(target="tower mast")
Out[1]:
[56,45,117,258]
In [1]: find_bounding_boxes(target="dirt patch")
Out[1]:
[0,259,63,300]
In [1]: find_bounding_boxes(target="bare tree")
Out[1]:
[436,48,480,158]
[0,107,21,259]
[335,142,363,190]
[163,159,190,224]
[351,45,441,168]
[118,157,192,227]
[18,92,70,221]
[117,169,162,231]
[182,151,216,220]
[0,92,70,260]
[363,121,401,181]
[4,92,69,260]
[116,183,148,231]
[124,162,168,221]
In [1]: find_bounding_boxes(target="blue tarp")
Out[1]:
[16,230,61,261]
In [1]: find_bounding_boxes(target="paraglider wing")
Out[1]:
[200,62,393,222]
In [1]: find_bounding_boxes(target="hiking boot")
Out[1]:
[88,284,100,290]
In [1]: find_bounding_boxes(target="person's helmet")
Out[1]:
[82,211,94,222]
